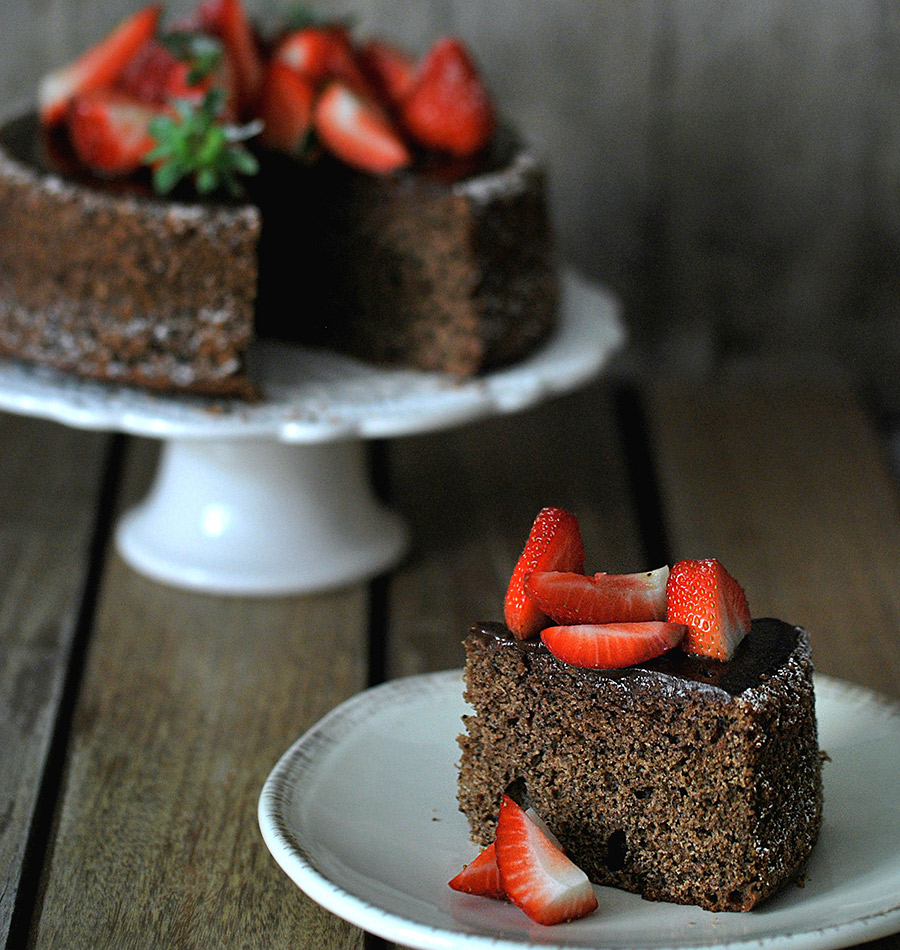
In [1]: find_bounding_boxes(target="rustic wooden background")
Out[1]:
[4,0,900,415]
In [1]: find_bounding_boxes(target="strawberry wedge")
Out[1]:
[314,82,410,174]
[495,795,597,926]
[448,841,504,899]
[504,507,585,639]
[541,621,687,669]
[39,4,161,126]
[524,566,669,625]
[257,61,315,154]
[667,558,751,660]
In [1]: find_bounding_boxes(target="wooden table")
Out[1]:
[1,376,899,949]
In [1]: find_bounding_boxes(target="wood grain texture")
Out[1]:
[644,381,900,699]
[27,437,367,949]
[0,413,110,949]
[383,382,645,678]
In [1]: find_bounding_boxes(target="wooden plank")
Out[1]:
[645,381,900,700]
[0,413,110,948]
[28,436,368,949]
[384,382,646,678]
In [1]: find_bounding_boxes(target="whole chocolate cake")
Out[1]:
[0,5,557,398]
[457,618,823,913]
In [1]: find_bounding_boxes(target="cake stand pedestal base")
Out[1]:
[115,437,409,595]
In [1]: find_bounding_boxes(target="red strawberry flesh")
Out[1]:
[666,558,751,660]
[504,508,585,640]
[257,61,315,154]
[359,40,417,107]
[541,621,687,669]
[495,795,597,926]
[313,82,410,174]
[401,37,495,156]
[448,841,504,899]
[524,566,669,625]
[67,90,162,176]
[39,4,162,126]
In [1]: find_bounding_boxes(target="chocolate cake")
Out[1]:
[458,618,823,913]
[0,110,557,397]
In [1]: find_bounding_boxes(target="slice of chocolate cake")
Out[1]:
[457,618,823,913]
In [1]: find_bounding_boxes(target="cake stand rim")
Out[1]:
[0,267,623,444]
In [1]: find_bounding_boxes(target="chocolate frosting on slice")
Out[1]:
[467,617,801,697]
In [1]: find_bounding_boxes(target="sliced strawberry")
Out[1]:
[194,0,262,114]
[39,4,162,127]
[666,558,751,660]
[401,37,495,156]
[504,507,585,640]
[541,621,687,669]
[275,26,375,99]
[322,28,378,99]
[257,61,315,154]
[117,39,199,106]
[359,40,417,108]
[314,82,410,174]
[67,90,163,176]
[448,841,505,899]
[524,566,669,625]
[274,27,334,84]
[495,795,597,926]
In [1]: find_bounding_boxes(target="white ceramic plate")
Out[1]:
[259,671,900,950]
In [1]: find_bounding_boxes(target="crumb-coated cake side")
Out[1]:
[457,618,823,913]
[0,114,259,397]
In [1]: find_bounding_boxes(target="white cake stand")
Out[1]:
[0,270,623,595]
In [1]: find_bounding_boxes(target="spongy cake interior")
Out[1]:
[457,618,823,912]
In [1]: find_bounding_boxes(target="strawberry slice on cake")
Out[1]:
[39,4,162,126]
[666,558,751,660]
[504,507,586,640]
[524,566,669,625]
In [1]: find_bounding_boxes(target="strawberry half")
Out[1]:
[276,26,375,99]
[359,40,417,108]
[257,61,315,154]
[448,841,505,899]
[504,507,585,640]
[524,566,669,625]
[541,621,687,669]
[39,4,162,127]
[401,37,495,156]
[194,0,263,115]
[67,90,163,176]
[314,82,411,174]
[274,28,334,84]
[117,38,204,107]
[495,795,598,926]
[666,558,751,660]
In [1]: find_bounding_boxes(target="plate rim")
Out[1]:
[258,670,900,950]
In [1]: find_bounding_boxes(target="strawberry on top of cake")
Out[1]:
[36,0,497,189]
[503,505,752,669]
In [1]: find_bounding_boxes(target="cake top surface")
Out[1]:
[468,617,805,698]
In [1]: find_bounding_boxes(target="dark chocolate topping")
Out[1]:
[467,618,801,697]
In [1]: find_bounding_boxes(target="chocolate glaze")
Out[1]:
[467,617,801,697]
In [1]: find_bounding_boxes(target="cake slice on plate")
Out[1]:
[455,507,823,913]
